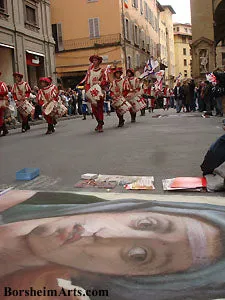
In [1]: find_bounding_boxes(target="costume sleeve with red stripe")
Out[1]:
[37,90,44,106]
[0,82,8,96]
[12,84,18,101]
[25,82,31,98]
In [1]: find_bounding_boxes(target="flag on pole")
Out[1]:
[155,70,165,91]
[124,0,128,8]
[175,72,183,84]
[206,73,217,84]
[139,58,159,79]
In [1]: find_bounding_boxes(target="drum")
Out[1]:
[112,95,126,109]
[43,101,58,116]
[54,102,68,118]
[86,84,104,105]
[128,95,147,113]
[17,100,34,117]
[116,101,132,116]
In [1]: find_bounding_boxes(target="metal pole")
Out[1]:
[121,0,128,70]
[212,0,217,69]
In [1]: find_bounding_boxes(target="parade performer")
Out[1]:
[123,68,146,123]
[12,72,32,133]
[110,68,131,127]
[0,73,9,136]
[37,77,60,135]
[85,55,107,133]
[163,85,170,110]
[149,83,156,113]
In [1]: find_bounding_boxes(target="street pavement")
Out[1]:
[0,109,224,195]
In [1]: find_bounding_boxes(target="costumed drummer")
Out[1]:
[110,67,130,128]
[123,68,146,123]
[85,55,107,133]
[12,72,32,133]
[0,72,9,136]
[37,77,59,135]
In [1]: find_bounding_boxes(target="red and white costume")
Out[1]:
[37,80,59,126]
[85,56,107,131]
[150,86,156,108]
[110,69,131,127]
[12,78,31,125]
[0,80,8,132]
[123,70,146,122]
[163,87,170,109]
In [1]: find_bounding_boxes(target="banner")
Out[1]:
[154,70,165,91]
[139,58,159,80]
[206,73,217,84]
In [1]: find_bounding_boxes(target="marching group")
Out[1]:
[1,54,225,137]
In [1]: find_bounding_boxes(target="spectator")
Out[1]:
[76,88,83,115]
[174,81,185,113]
[201,120,225,175]
[212,80,224,117]
[202,81,213,116]
[189,79,196,111]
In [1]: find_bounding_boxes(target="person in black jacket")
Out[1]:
[174,82,185,113]
[201,121,225,175]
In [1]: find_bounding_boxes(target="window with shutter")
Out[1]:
[140,0,143,14]
[127,56,132,68]
[94,18,100,37]
[129,21,134,43]
[125,18,129,40]
[52,23,64,52]
[134,25,138,45]
[88,18,100,38]
[136,53,140,67]
[135,0,138,8]
[57,23,64,51]
[144,2,148,19]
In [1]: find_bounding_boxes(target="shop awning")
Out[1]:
[26,50,45,57]
[0,43,14,49]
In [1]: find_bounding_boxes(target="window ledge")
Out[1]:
[0,10,9,20]
[25,22,40,32]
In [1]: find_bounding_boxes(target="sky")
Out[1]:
[159,0,191,24]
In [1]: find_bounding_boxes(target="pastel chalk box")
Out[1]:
[16,168,40,181]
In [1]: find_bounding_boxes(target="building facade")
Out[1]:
[0,0,55,88]
[51,0,174,87]
[173,23,192,79]
[158,4,176,87]
[190,0,225,79]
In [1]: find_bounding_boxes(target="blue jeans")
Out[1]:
[216,97,223,114]
[176,100,183,112]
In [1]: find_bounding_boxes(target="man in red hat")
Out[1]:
[123,68,146,123]
[85,55,107,132]
[12,72,31,133]
[110,67,128,127]
[0,72,9,136]
[37,77,59,134]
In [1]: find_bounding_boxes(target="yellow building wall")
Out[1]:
[51,0,122,76]
[56,46,122,76]
[51,0,121,40]
[174,24,192,79]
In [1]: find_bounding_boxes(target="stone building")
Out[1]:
[0,0,55,87]
[190,0,225,79]
[173,23,192,79]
